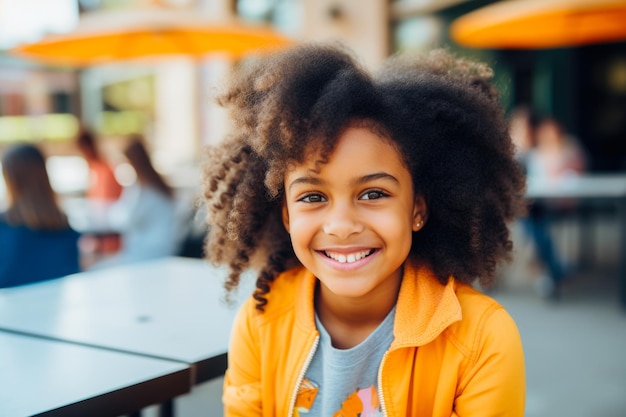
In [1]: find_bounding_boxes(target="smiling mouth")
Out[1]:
[323,249,375,264]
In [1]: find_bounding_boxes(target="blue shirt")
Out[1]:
[0,219,80,288]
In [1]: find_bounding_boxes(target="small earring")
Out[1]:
[415,221,423,229]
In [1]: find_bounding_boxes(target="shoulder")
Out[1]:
[0,218,24,234]
[261,266,310,314]
[90,158,112,170]
[146,186,175,204]
[238,266,312,326]
[448,283,522,359]
[57,226,81,240]
[0,222,78,240]
[0,219,12,240]
[454,283,518,334]
[455,283,504,318]
[134,185,174,206]
[267,266,309,296]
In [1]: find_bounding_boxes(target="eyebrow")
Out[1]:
[287,172,399,193]
[358,172,400,185]
[287,176,323,193]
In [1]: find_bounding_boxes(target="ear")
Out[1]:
[412,194,428,232]
[281,198,290,233]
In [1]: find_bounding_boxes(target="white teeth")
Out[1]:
[325,250,372,263]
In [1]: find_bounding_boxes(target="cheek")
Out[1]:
[390,199,417,226]
[376,205,416,243]
[287,220,318,260]
[380,215,414,240]
[288,215,316,237]
[285,210,317,240]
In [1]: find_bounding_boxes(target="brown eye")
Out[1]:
[299,193,326,203]
[360,190,387,200]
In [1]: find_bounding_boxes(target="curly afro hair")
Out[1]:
[202,43,526,311]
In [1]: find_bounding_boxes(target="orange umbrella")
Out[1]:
[10,7,295,66]
[450,0,626,49]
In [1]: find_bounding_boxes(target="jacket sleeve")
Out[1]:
[223,297,263,416]
[452,307,526,417]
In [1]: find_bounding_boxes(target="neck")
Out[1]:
[314,274,401,349]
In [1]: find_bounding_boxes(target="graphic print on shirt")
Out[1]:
[294,378,319,415]
[333,385,381,417]
[294,380,382,416]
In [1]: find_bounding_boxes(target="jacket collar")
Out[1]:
[294,262,462,346]
[392,262,462,347]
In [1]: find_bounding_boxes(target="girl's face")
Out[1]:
[282,126,426,303]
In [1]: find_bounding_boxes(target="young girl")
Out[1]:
[202,44,527,416]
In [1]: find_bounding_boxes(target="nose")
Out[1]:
[322,202,363,239]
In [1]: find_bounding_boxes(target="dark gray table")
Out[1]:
[0,331,190,417]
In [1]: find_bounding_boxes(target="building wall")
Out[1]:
[301,0,389,70]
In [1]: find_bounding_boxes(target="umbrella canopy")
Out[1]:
[10,7,295,66]
[450,0,626,49]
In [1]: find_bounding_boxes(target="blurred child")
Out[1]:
[202,44,527,416]
[0,143,80,287]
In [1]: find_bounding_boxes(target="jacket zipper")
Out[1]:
[288,335,320,417]
[377,350,390,417]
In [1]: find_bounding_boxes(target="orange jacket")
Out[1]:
[223,263,525,416]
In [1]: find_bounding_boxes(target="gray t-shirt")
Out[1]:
[293,306,396,416]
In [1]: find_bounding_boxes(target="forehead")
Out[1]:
[287,125,407,177]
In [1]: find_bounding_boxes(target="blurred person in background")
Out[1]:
[510,109,587,300]
[526,115,586,181]
[75,126,123,259]
[76,126,123,202]
[0,143,80,287]
[509,106,535,168]
[90,135,178,268]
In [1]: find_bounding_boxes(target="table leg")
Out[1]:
[126,398,174,417]
[578,203,595,270]
[618,198,626,310]
[159,399,174,417]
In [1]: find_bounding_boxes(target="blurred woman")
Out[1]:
[92,136,178,268]
[0,143,80,287]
